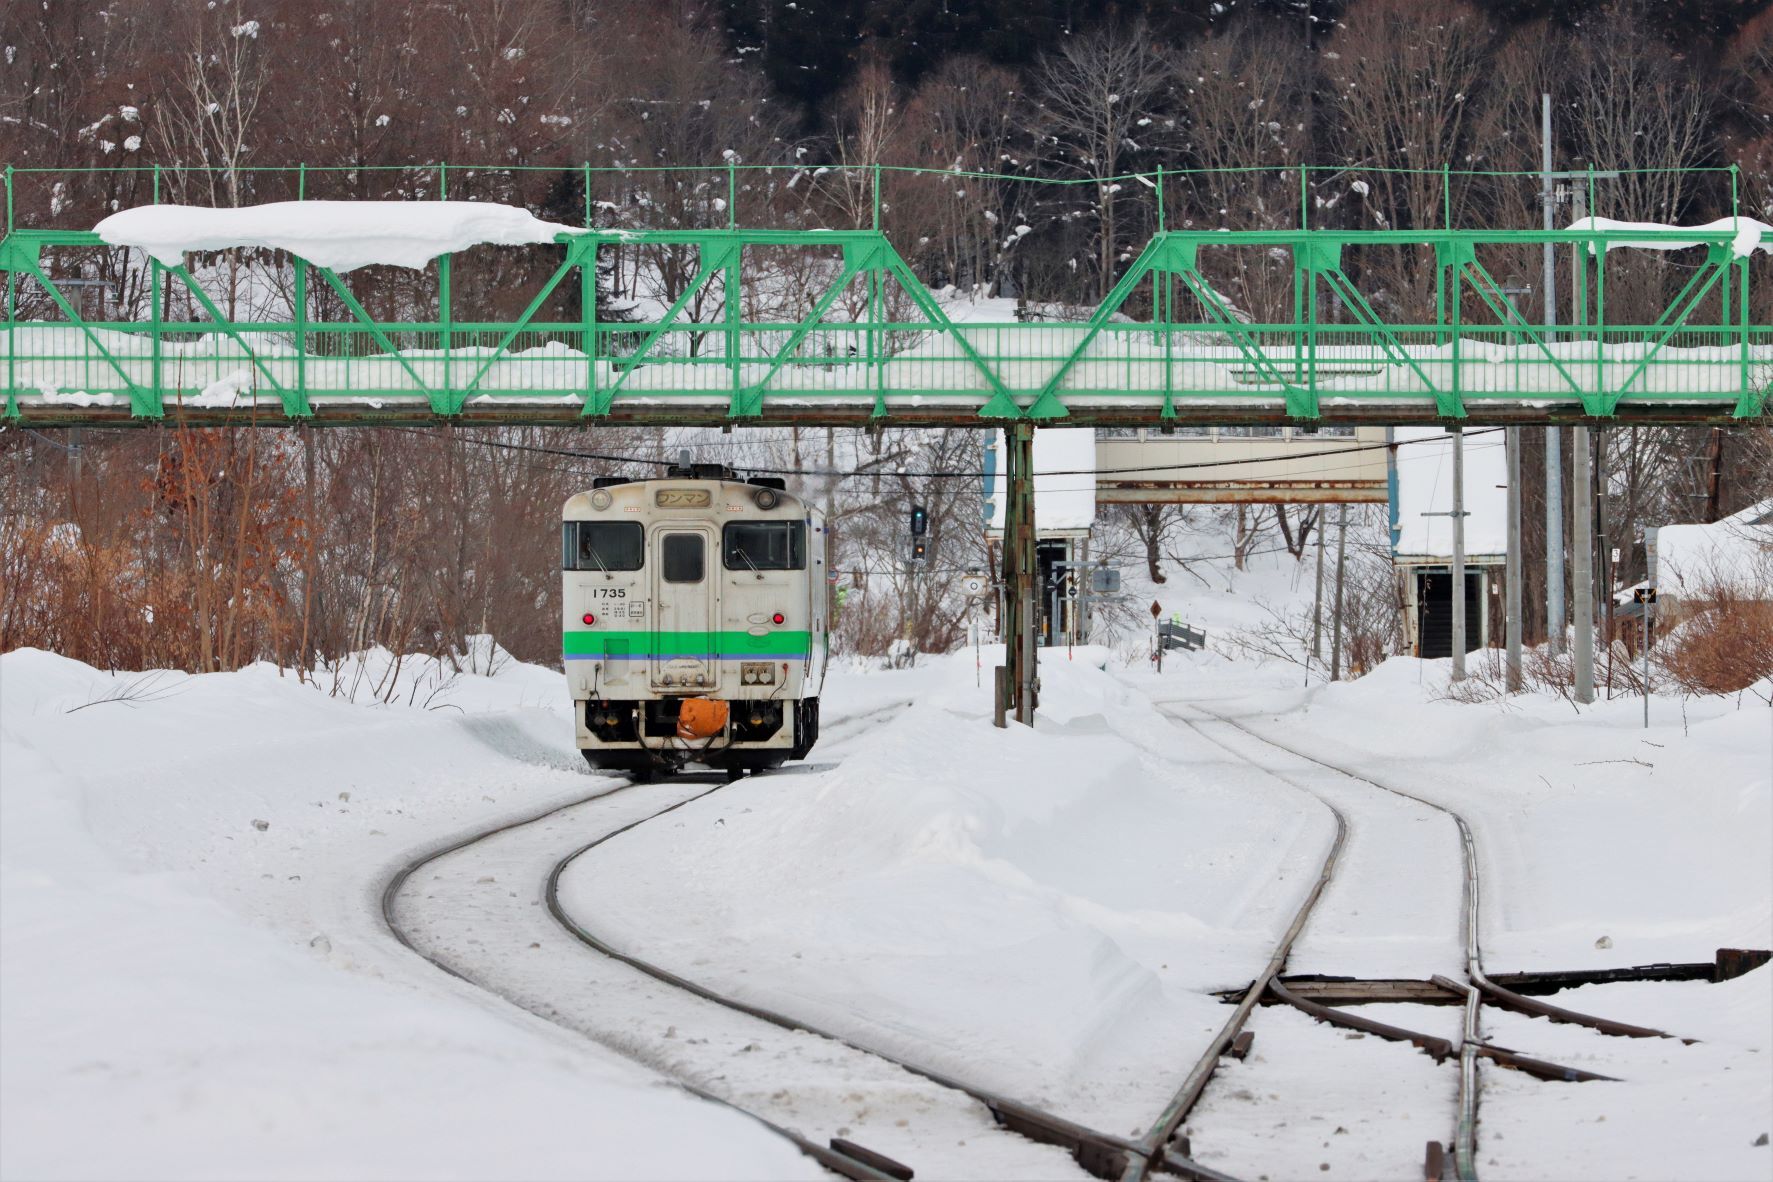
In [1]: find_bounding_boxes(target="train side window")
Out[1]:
[564,522,644,571]
[662,533,705,583]
[723,521,805,571]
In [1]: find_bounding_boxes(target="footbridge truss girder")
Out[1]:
[2,225,1767,428]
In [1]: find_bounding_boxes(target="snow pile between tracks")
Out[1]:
[0,646,816,1181]
[560,647,1335,1126]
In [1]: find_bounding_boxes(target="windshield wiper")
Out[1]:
[731,547,764,581]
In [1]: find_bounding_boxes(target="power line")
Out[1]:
[381,423,1503,482]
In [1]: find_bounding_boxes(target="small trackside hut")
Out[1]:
[562,463,829,778]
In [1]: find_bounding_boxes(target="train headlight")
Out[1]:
[753,487,780,510]
[589,489,613,511]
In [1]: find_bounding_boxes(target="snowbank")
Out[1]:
[0,647,811,1180]
[95,200,584,271]
[1652,498,1773,602]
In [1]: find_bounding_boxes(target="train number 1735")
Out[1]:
[588,587,628,598]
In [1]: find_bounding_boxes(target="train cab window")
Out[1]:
[564,522,643,571]
[723,521,805,571]
[661,533,705,583]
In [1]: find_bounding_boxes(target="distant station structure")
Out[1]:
[1094,426,1390,505]
[1392,428,1509,659]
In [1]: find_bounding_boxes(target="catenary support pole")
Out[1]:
[1542,93,1565,657]
[1598,430,1614,692]
[1572,425,1596,703]
[1506,426,1523,692]
[1451,426,1467,681]
[1330,503,1349,681]
[1309,507,1326,683]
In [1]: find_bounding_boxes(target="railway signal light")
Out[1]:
[910,505,928,536]
[911,539,928,562]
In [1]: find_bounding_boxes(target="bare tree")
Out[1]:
[1170,16,1309,318]
[1031,21,1174,299]
[1327,0,1493,317]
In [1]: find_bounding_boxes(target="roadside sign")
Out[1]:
[1633,587,1657,604]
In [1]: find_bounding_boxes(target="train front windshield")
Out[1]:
[564,522,644,571]
[723,521,805,570]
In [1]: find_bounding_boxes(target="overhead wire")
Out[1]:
[380,423,1505,482]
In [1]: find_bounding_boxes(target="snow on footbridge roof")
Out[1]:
[95,201,584,272]
[1393,426,1508,560]
[1566,215,1772,258]
[986,428,1098,535]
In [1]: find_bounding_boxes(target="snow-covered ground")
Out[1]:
[3,627,1767,1179]
[0,647,814,1180]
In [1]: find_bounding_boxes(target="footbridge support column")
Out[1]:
[999,422,1039,727]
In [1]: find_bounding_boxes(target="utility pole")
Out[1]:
[1573,425,1596,703]
[1330,504,1349,682]
[1451,426,1467,681]
[1506,425,1523,691]
[1542,94,1564,657]
[1706,427,1725,522]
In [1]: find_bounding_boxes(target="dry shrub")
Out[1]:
[1657,560,1773,695]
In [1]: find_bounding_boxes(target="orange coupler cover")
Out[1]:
[676,697,729,741]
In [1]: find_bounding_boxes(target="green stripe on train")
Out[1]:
[563,629,813,658]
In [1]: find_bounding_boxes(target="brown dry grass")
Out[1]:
[1656,559,1773,696]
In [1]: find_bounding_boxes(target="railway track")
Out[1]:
[1157,702,1675,1182]
[381,695,1680,1181]
[382,761,1135,1180]
[378,771,888,1175]
[382,712,1348,1181]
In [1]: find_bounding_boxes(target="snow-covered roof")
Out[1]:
[1393,427,1507,559]
[95,201,583,272]
[1651,498,1773,600]
[1567,216,1772,259]
[985,427,1097,535]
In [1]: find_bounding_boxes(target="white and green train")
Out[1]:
[562,463,828,778]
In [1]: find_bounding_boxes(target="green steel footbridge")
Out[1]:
[2,164,1768,428]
